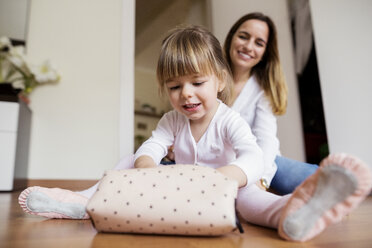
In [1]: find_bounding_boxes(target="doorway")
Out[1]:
[290,0,328,164]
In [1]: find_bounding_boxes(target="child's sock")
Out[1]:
[278,153,372,242]
[17,155,140,219]
[18,186,90,219]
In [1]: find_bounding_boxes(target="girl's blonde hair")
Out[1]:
[157,25,233,105]
[224,12,288,115]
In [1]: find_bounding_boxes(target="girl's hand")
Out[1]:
[217,165,247,188]
[134,155,157,169]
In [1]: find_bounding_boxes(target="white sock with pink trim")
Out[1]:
[278,153,372,242]
[18,186,90,219]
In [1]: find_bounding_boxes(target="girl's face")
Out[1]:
[229,19,269,74]
[165,73,225,125]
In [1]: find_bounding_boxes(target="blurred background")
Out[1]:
[1,0,371,183]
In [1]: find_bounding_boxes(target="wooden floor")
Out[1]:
[1,191,372,248]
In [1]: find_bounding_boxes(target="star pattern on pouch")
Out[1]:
[87,164,238,236]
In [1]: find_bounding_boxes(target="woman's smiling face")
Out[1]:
[229,19,269,73]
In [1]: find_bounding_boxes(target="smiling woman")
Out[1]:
[223,12,296,194]
[228,19,269,82]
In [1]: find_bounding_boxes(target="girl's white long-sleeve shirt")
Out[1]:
[231,76,279,185]
[134,101,264,187]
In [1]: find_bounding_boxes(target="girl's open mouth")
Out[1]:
[183,103,201,111]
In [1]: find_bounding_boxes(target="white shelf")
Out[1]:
[0,100,31,191]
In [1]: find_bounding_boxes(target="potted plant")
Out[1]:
[0,36,60,103]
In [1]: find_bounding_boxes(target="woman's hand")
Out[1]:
[165,145,175,161]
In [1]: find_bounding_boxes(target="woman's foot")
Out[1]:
[18,186,89,219]
[278,153,372,242]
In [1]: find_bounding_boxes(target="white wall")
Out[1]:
[26,0,134,179]
[209,0,306,161]
[120,0,135,160]
[310,0,372,166]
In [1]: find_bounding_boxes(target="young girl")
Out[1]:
[19,26,372,242]
[224,12,318,194]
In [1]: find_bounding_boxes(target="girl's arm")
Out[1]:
[224,109,265,188]
[234,79,279,186]
[217,165,247,188]
[134,112,176,166]
[252,95,280,184]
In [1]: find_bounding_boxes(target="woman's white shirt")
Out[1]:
[231,76,279,184]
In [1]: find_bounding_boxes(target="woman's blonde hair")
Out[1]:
[157,25,233,105]
[224,12,288,115]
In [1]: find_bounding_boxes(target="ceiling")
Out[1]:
[135,0,173,37]
[134,0,208,70]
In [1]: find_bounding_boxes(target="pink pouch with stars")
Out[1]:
[86,164,242,236]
